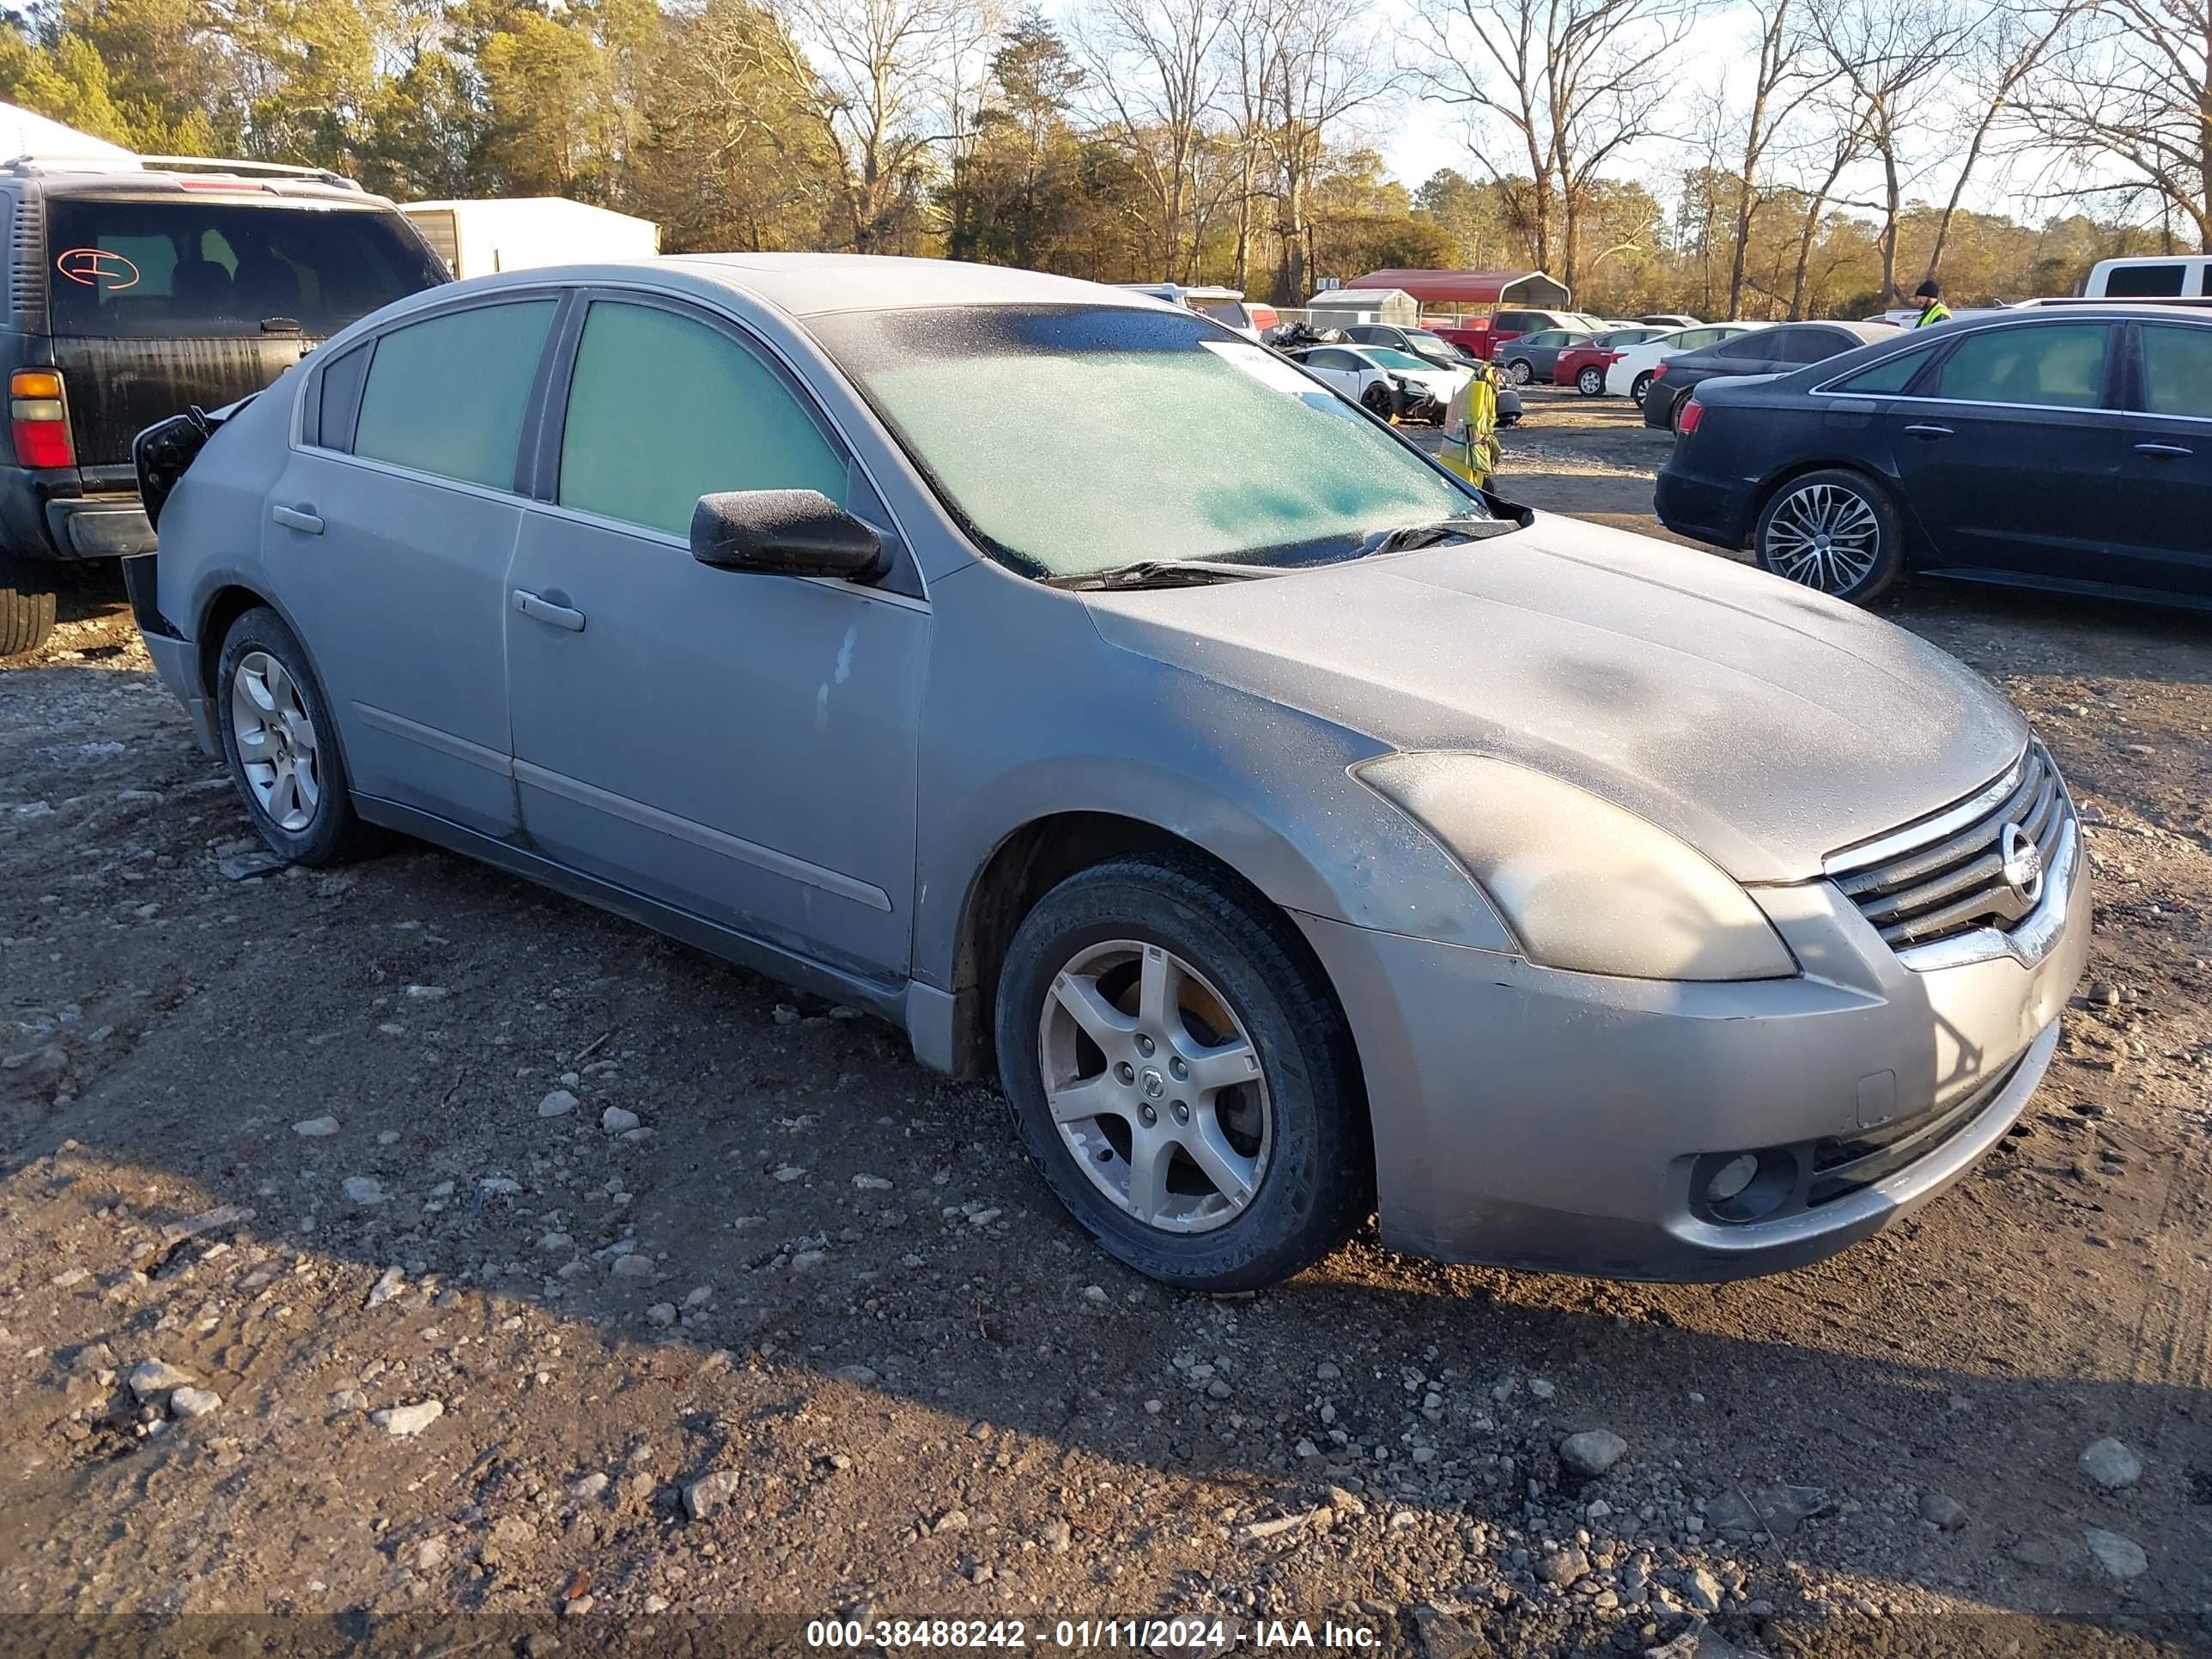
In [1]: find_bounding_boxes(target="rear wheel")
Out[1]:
[994,857,1372,1291]
[216,606,368,865]
[1506,358,1534,385]
[1753,469,1905,605]
[1576,366,1603,396]
[0,553,57,658]
[1629,371,1654,405]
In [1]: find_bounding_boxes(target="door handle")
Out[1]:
[2134,441,2194,458]
[513,588,586,632]
[270,502,323,534]
[1903,423,1953,441]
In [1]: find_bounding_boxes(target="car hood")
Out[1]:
[1079,514,2027,884]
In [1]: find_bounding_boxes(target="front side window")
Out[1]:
[352,299,556,489]
[1364,348,1430,371]
[1304,349,1360,371]
[813,303,1486,579]
[558,301,846,538]
[2142,324,2212,418]
[1926,324,2110,409]
[44,198,447,339]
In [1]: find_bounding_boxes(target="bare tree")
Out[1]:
[2014,0,2212,252]
[1408,0,1698,289]
[1918,0,2083,283]
[1784,82,1873,316]
[1234,0,1397,301]
[1808,0,1967,304]
[1075,0,1230,279]
[1723,0,1833,315]
[758,0,979,252]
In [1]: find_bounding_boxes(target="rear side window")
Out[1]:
[44,198,447,339]
[557,301,846,538]
[1925,324,2111,409]
[1713,332,1775,360]
[2101,263,2186,299]
[1828,346,1932,392]
[353,299,556,489]
[2142,324,2212,418]
[1781,329,1853,363]
[314,343,371,451]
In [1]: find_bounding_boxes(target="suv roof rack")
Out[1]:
[135,156,365,191]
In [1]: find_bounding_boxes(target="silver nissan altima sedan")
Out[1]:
[125,255,2089,1291]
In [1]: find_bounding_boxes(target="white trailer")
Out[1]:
[401,198,659,279]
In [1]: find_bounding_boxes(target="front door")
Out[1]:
[504,295,927,978]
[1886,320,2131,583]
[268,295,560,837]
[2113,320,2212,599]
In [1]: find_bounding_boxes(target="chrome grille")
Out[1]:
[1826,744,2072,952]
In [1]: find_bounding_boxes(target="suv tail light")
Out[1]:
[1677,398,1705,435]
[10,369,74,468]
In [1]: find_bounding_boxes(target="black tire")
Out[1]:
[1629,371,1654,405]
[1359,380,1396,420]
[214,605,368,865]
[1752,467,1907,605]
[0,552,58,658]
[1665,391,1686,431]
[1576,366,1604,397]
[994,856,1372,1291]
[1506,358,1534,385]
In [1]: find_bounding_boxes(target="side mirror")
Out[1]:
[689,489,886,582]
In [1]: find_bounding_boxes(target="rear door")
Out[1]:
[2112,319,2212,597]
[42,191,447,475]
[1886,319,2130,582]
[267,292,560,838]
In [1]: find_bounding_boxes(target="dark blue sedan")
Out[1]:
[1655,305,2212,608]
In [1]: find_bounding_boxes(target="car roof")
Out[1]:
[666,252,1153,318]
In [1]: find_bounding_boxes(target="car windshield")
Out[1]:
[811,303,1488,579]
[1364,347,1431,370]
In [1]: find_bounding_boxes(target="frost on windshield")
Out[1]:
[813,304,1481,579]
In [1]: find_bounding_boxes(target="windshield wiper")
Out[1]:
[1044,558,1277,592]
[1360,518,1519,557]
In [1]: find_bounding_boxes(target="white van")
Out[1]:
[2082,255,2212,299]
[402,198,658,280]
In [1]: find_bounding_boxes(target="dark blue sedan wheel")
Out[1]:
[1753,469,1905,605]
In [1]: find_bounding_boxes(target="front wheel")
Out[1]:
[1576,367,1603,397]
[1506,358,1534,385]
[1629,371,1654,405]
[1753,469,1905,605]
[994,857,1372,1291]
[0,552,57,658]
[1359,381,1397,420]
[216,606,369,864]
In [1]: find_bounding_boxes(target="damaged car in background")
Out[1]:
[130,256,2088,1291]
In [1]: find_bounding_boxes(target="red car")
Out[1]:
[1553,325,1674,396]
[1429,307,1607,363]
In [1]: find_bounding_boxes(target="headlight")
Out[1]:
[1353,753,1797,981]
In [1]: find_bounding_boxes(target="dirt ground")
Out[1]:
[2,423,2209,1658]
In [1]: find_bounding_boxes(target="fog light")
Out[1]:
[1705,1152,1758,1203]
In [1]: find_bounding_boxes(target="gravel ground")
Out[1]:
[2,486,2209,1658]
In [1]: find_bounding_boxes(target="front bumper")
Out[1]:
[1297,840,2091,1280]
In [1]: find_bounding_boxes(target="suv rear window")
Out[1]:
[44,198,447,338]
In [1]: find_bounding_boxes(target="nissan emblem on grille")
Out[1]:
[2000,821,2045,907]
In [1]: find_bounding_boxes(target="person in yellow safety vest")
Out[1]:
[1912,279,1953,328]
[1438,359,1502,489]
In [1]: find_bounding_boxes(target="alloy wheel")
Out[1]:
[1508,359,1533,384]
[1577,367,1602,395]
[230,650,322,831]
[1037,939,1271,1235]
[1765,482,1882,593]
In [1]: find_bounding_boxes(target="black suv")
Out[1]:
[0,155,449,654]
